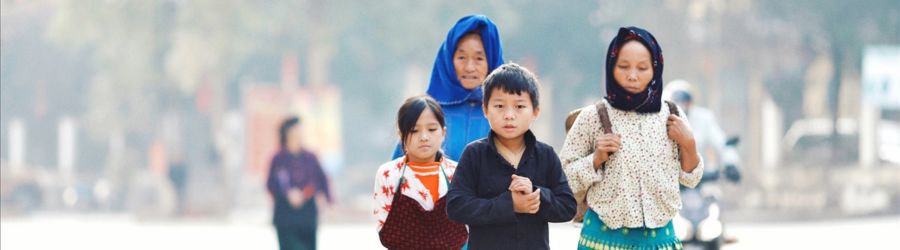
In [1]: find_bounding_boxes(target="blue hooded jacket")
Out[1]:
[392,15,505,161]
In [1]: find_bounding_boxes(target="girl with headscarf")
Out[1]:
[560,27,704,249]
[392,15,505,162]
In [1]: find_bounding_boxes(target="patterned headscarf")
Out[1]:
[604,26,664,113]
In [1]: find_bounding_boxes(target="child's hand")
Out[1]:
[508,175,533,194]
[593,134,621,170]
[511,188,541,214]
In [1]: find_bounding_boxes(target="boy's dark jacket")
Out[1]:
[447,130,577,250]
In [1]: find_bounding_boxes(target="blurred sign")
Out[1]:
[58,117,77,176]
[289,85,343,176]
[244,85,344,179]
[8,119,25,173]
[245,86,288,178]
[861,45,900,109]
[149,141,167,175]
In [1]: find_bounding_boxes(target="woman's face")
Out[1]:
[286,125,303,152]
[613,40,654,94]
[453,34,489,90]
[404,108,446,163]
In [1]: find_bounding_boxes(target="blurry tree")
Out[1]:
[755,0,899,159]
[46,0,318,161]
[47,0,174,145]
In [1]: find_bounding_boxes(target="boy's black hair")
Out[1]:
[279,116,300,147]
[397,95,446,151]
[482,62,540,109]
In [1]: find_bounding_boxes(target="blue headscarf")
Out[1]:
[604,26,665,113]
[426,15,505,105]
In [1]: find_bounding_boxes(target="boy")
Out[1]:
[446,63,576,250]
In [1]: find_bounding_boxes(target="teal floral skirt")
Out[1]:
[578,209,682,250]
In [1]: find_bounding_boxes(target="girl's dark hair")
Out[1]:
[279,116,300,147]
[397,95,446,151]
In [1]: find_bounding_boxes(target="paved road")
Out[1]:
[2,214,898,249]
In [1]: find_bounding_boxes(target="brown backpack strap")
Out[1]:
[565,101,615,134]
[595,101,616,172]
[596,101,613,134]
[570,101,614,224]
[665,100,680,117]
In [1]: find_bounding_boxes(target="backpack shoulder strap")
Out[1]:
[665,100,680,117]
[564,109,582,133]
[596,101,613,134]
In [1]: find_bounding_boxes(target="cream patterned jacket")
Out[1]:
[560,99,703,229]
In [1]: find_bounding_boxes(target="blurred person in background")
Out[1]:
[167,151,188,216]
[266,116,333,250]
[391,14,506,162]
[666,80,740,245]
[665,80,727,178]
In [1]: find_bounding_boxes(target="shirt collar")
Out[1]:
[486,129,537,158]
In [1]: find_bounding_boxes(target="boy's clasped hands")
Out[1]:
[509,175,540,214]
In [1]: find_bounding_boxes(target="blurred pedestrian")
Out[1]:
[167,151,188,216]
[266,116,333,250]
[666,80,733,180]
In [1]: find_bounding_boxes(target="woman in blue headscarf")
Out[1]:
[392,15,505,162]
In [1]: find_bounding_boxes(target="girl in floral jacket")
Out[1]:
[374,95,467,250]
